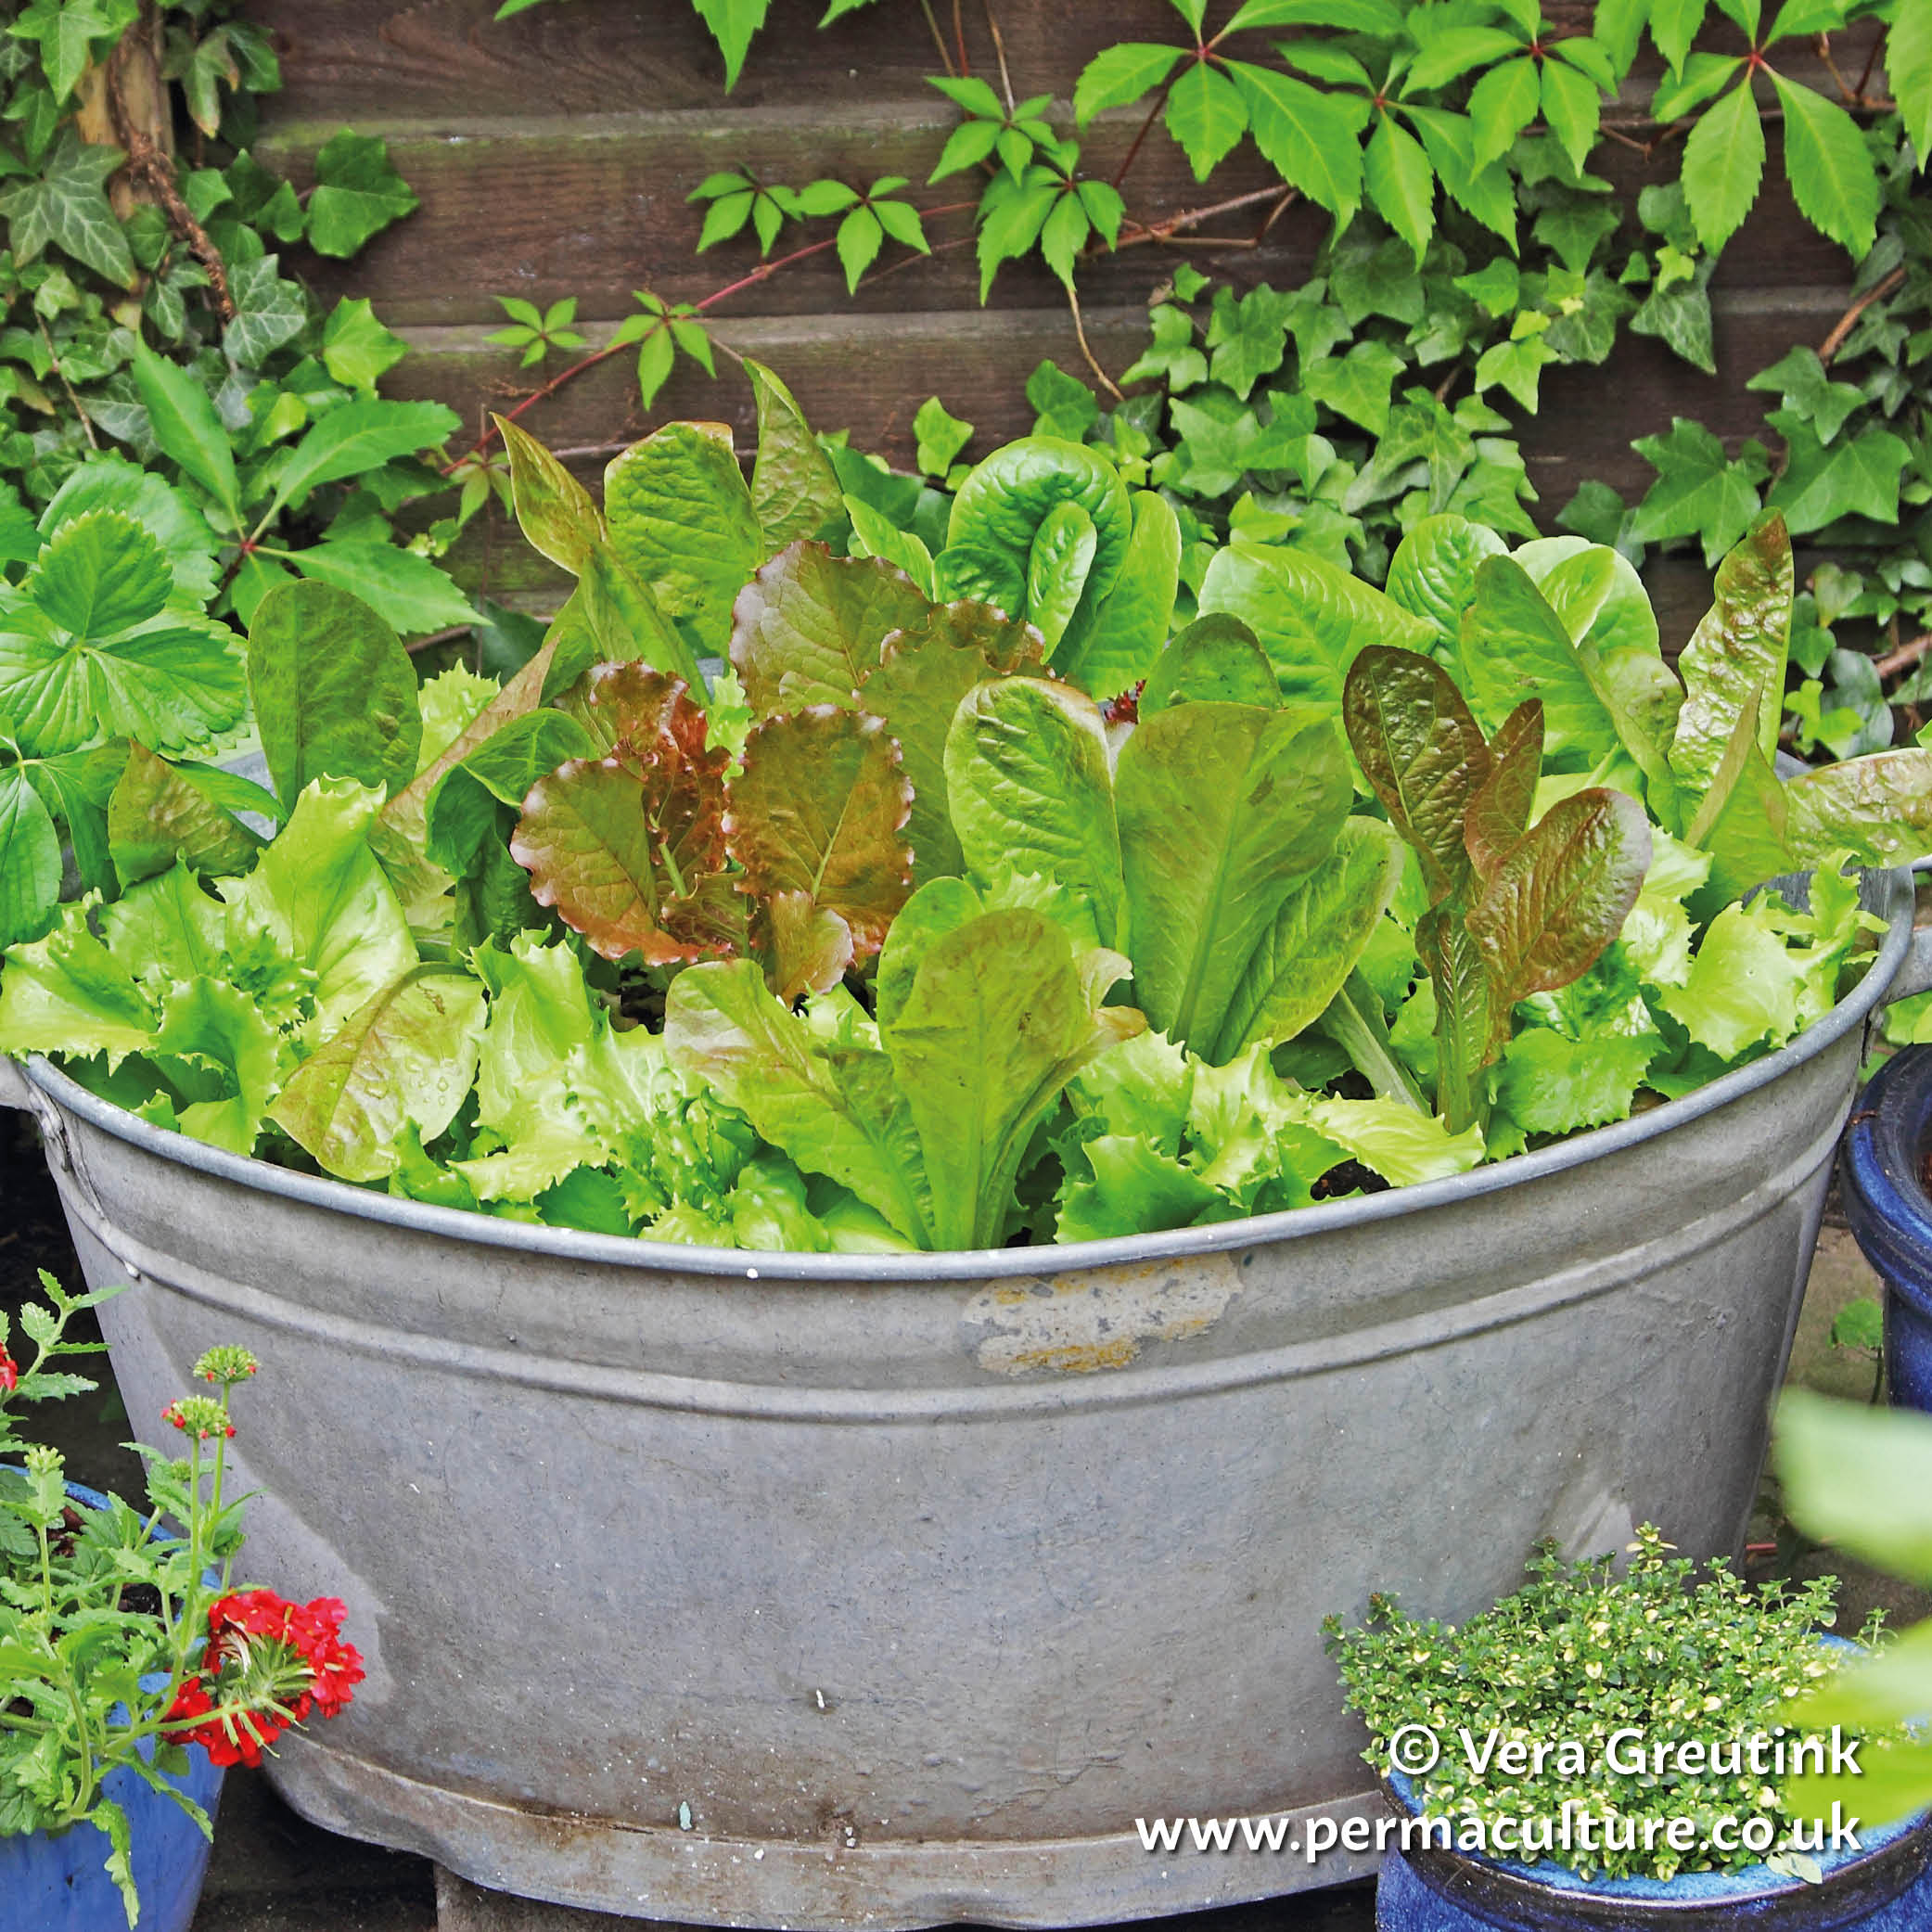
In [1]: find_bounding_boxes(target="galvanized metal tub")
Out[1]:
[4,866,1927,1930]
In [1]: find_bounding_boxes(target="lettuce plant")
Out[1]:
[1,391,1929,1254]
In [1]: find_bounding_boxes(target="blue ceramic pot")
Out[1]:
[0,1480,224,1932]
[1375,1771,1932,1931]
[1841,1044,1932,1414]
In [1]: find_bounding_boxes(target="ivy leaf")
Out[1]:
[1226,62,1364,219]
[305,131,419,258]
[1364,113,1434,261]
[1746,346,1864,444]
[692,0,770,90]
[222,253,306,365]
[0,128,134,287]
[9,0,122,105]
[1630,418,1769,564]
[0,763,60,950]
[1205,284,1295,400]
[1766,418,1911,533]
[511,666,740,966]
[320,297,408,391]
[1121,302,1209,390]
[1631,254,1716,372]
[1166,60,1250,181]
[1073,41,1185,122]
[1681,80,1765,251]
[725,707,914,993]
[1303,339,1404,436]
[913,396,973,479]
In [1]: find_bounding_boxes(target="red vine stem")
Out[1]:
[449,203,980,468]
[1874,632,1932,681]
[1819,265,1907,365]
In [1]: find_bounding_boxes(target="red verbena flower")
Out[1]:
[161,1396,234,1439]
[0,1346,16,1394]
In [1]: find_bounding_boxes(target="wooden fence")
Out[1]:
[245,0,1881,626]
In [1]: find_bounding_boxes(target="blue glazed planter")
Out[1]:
[1840,1043,1932,1414]
[0,1480,224,1932]
[1374,1771,1932,1931]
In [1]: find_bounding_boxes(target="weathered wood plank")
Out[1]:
[399,288,1853,615]
[388,284,1858,472]
[252,105,1854,330]
[245,0,1882,123]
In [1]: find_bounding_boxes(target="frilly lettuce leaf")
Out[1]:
[416,664,502,776]
[1619,825,1711,990]
[269,966,487,1183]
[1056,1133,1228,1243]
[452,932,602,1200]
[149,975,289,1156]
[216,777,416,1040]
[1493,1026,1662,1138]
[0,901,156,1067]
[1660,855,1880,1063]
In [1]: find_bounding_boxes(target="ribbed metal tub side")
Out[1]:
[5,866,1922,1928]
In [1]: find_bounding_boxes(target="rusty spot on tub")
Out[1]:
[961,1260,1239,1375]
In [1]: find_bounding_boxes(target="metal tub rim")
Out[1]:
[10,864,1920,1284]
